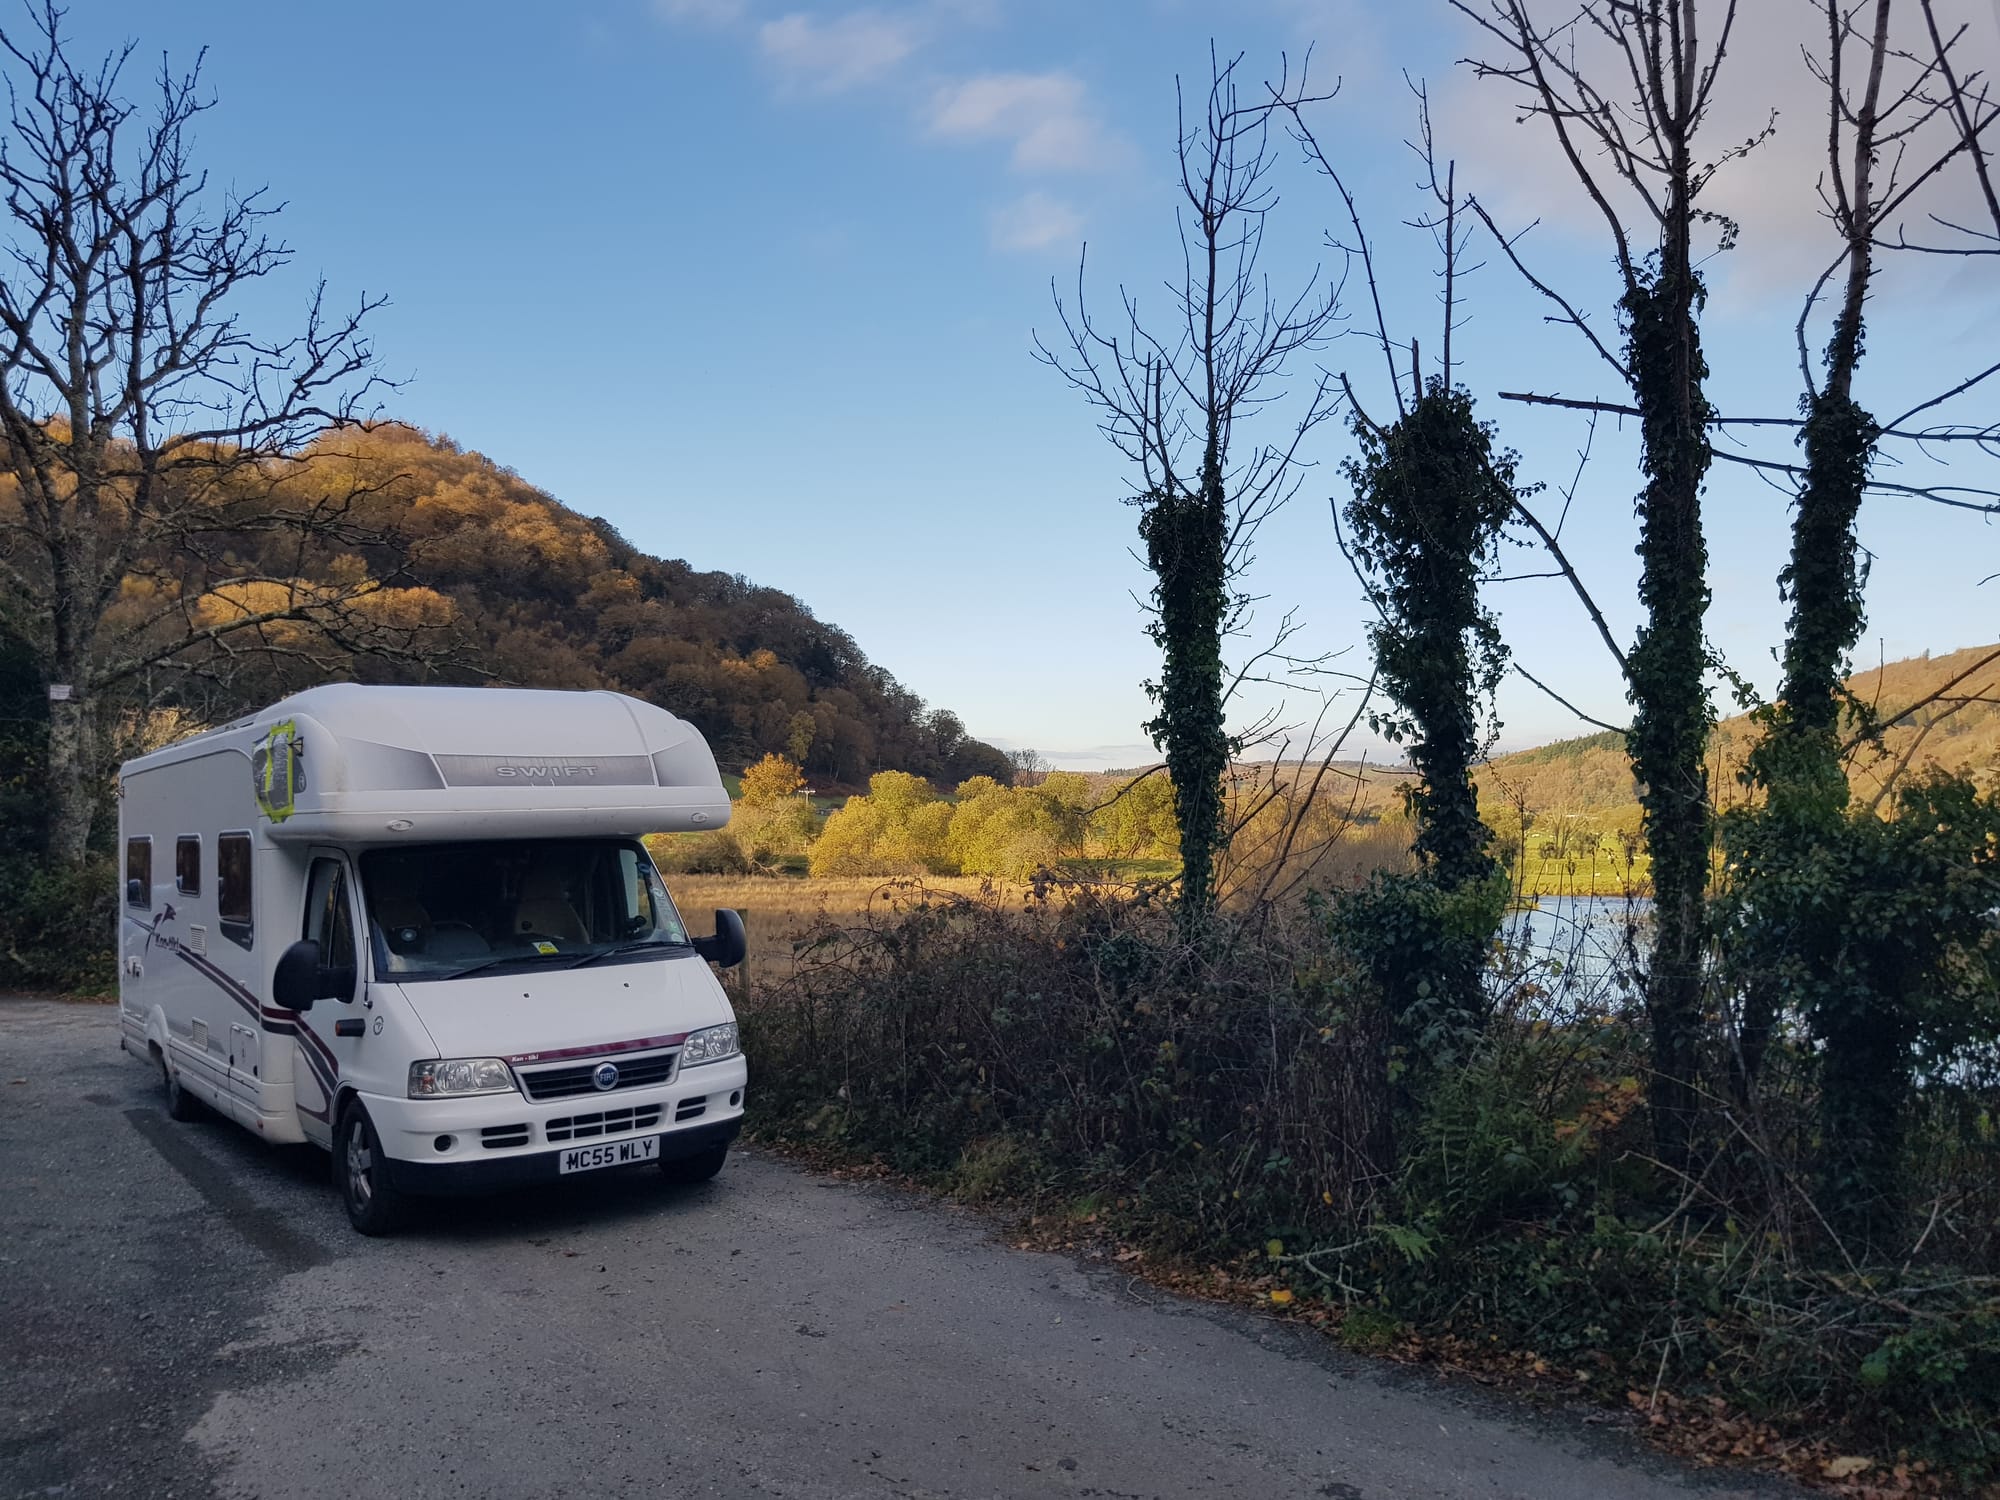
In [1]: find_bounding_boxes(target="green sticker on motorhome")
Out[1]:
[252,720,305,822]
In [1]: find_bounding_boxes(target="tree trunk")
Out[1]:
[1738,1,1887,1102]
[40,465,104,867]
[1819,1002,1910,1258]
[1142,475,1230,931]
[1622,247,1715,1170]
[44,684,96,864]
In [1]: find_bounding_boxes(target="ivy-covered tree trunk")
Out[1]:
[1036,56,1339,937]
[1771,369,1875,794]
[1621,252,1715,1171]
[1731,8,1893,1243]
[1818,995,1913,1252]
[1733,317,1877,1100]
[1140,468,1230,930]
[1344,383,1515,896]
[1334,382,1517,1077]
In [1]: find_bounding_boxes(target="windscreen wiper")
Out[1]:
[426,951,574,982]
[562,939,691,970]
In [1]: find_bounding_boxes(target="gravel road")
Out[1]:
[1,999,1798,1500]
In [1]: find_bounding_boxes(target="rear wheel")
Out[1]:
[335,1102,406,1235]
[159,1050,203,1122]
[660,1144,728,1185]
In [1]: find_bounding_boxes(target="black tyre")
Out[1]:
[659,1144,728,1185]
[335,1101,406,1236]
[159,1050,203,1122]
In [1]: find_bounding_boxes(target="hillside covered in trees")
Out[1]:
[333,424,1014,786]
[1274,644,2000,894]
[11,421,1011,792]
[1478,642,2000,813]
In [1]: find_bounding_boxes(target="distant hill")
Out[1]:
[1176,647,2000,896]
[1478,642,2000,820]
[1464,644,2000,894]
[110,423,1013,789]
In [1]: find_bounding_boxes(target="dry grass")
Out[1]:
[665,874,1029,988]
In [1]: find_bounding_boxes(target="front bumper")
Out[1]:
[379,1116,741,1195]
[359,1052,749,1197]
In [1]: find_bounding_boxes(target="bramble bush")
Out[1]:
[743,880,1393,1250]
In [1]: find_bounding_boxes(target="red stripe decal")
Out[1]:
[150,940,341,1118]
[173,950,261,1020]
[294,1018,341,1072]
[505,1032,689,1065]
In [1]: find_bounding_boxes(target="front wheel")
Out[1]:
[335,1102,406,1235]
[660,1145,728,1185]
[160,1050,203,1122]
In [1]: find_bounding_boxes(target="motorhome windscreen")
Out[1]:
[359,840,690,980]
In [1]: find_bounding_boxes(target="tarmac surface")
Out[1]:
[0,998,1800,1500]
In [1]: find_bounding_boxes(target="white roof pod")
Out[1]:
[130,684,731,842]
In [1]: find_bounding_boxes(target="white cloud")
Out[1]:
[652,0,748,24]
[757,9,921,95]
[1436,1,2000,303]
[989,190,1083,253]
[929,72,1129,172]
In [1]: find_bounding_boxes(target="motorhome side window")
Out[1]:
[217,832,253,949]
[175,835,201,896]
[124,837,152,907]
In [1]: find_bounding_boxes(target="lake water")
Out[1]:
[1497,894,1653,1008]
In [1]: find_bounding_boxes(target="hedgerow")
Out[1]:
[742,880,2000,1485]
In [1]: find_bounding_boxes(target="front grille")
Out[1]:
[545,1105,663,1143]
[518,1049,678,1102]
[675,1097,708,1122]
[482,1124,530,1150]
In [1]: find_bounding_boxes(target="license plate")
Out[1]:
[557,1136,661,1174]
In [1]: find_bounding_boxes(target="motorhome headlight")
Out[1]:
[408,1058,517,1098]
[681,1023,739,1066]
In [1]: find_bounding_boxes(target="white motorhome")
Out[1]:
[116,684,749,1234]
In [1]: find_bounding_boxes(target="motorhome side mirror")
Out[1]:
[272,939,324,1012]
[127,878,144,906]
[692,907,746,970]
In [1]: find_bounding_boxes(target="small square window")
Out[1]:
[124,837,152,908]
[176,836,201,896]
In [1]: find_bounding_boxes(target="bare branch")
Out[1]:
[1511,660,1628,735]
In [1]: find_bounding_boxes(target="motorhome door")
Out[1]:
[300,852,362,1105]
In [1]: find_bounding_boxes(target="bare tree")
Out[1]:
[1454,0,1755,1166]
[1763,0,1999,804]
[1037,47,1344,930]
[1005,746,1051,788]
[1715,0,2000,1248]
[0,5,402,866]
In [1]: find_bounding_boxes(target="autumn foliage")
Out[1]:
[54,422,1014,789]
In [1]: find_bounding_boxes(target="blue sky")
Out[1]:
[66,0,2000,767]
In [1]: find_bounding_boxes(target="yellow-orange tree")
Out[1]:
[740,753,808,805]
